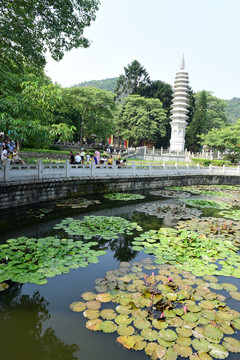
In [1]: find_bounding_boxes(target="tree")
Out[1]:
[0,0,100,67]
[57,87,116,145]
[115,60,151,100]
[186,90,228,152]
[116,95,167,146]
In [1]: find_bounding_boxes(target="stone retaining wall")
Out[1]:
[0,175,239,210]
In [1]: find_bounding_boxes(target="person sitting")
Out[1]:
[75,152,81,164]
[1,148,8,164]
[12,149,25,164]
[107,155,113,165]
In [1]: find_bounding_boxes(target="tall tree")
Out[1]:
[186,90,228,152]
[0,0,100,67]
[116,95,167,146]
[115,60,151,100]
[57,87,116,145]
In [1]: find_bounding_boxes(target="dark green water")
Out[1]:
[0,191,239,360]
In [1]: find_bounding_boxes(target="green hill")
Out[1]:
[225,97,240,123]
[74,77,118,93]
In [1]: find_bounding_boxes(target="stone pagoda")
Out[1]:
[169,55,189,152]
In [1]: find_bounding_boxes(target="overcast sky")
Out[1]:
[45,0,240,100]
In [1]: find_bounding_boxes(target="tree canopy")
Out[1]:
[56,87,116,145]
[115,60,151,100]
[0,0,100,67]
[115,95,167,146]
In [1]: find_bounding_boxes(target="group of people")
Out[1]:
[69,149,126,167]
[0,137,25,165]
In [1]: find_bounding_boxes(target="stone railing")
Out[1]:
[1,160,240,183]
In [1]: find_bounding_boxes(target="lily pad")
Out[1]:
[222,337,240,352]
[100,321,117,333]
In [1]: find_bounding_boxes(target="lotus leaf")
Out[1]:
[54,215,142,239]
[69,301,86,312]
[83,309,100,319]
[145,342,158,356]
[115,314,132,325]
[182,313,199,322]
[117,324,134,336]
[152,319,168,330]
[0,282,9,291]
[221,283,238,292]
[100,309,116,320]
[81,292,96,301]
[222,337,240,352]
[152,345,166,359]
[95,293,112,303]
[176,328,193,338]
[136,202,202,220]
[204,325,223,340]
[162,347,178,360]
[86,318,102,331]
[134,318,151,330]
[184,199,229,209]
[208,344,229,359]
[176,337,192,347]
[134,340,147,351]
[100,321,117,333]
[173,344,193,357]
[85,300,101,310]
[104,193,145,201]
[159,329,177,342]
[192,339,211,352]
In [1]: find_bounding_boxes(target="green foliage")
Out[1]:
[104,193,145,201]
[71,259,240,359]
[74,78,118,93]
[225,97,240,123]
[186,91,228,152]
[115,60,151,100]
[1,0,100,67]
[191,158,232,166]
[0,236,106,285]
[116,95,167,145]
[56,87,116,145]
[200,119,240,153]
[54,216,142,240]
[184,199,229,209]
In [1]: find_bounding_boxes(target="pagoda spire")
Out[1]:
[180,54,185,70]
[169,55,190,152]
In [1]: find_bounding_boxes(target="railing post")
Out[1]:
[161,147,163,155]
[132,162,136,176]
[197,163,200,173]
[175,163,178,174]
[237,165,240,175]
[163,162,166,174]
[65,159,70,178]
[152,146,155,156]
[209,164,212,174]
[186,163,189,174]
[38,159,43,180]
[222,164,226,175]
[4,159,10,183]
[149,163,152,176]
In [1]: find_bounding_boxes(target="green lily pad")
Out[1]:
[208,344,229,359]
[86,318,102,331]
[70,301,86,312]
[159,329,178,342]
[117,324,134,336]
[117,335,136,349]
[100,309,116,320]
[100,321,117,333]
[222,337,240,352]
[173,344,192,357]
[204,325,224,340]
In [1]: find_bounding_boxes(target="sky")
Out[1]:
[45,0,240,100]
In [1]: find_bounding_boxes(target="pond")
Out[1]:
[0,186,240,360]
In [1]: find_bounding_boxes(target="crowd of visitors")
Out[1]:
[69,149,126,167]
[0,137,25,165]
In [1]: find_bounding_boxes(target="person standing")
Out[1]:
[69,151,75,164]
[95,149,100,164]
[80,148,85,164]
[75,152,81,164]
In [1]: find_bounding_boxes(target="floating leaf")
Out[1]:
[208,344,229,359]
[100,309,116,320]
[159,329,177,342]
[70,301,86,312]
[86,318,102,331]
[100,321,117,333]
[85,300,101,310]
[117,324,134,336]
[204,325,223,340]
[173,344,192,357]
[222,337,240,352]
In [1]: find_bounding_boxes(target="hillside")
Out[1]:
[74,77,118,93]
[225,97,240,123]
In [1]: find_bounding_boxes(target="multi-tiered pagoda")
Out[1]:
[169,55,189,152]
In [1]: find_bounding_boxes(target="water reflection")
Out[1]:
[0,284,79,360]
[108,234,137,262]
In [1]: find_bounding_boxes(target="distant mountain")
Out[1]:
[74,78,118,93]
[225,97,240,123]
